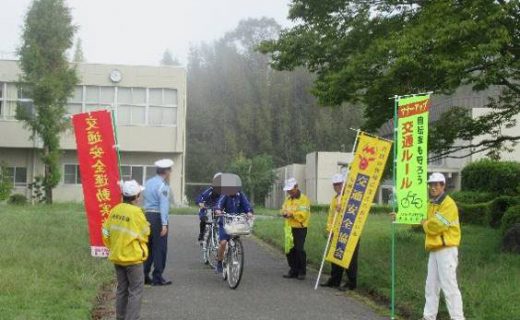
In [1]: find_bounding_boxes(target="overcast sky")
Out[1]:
[0,0,292,65]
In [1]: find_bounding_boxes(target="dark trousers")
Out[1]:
[144,212,168,283]
[199,216,207,239]
[286,227,307,276]
[115,263,144,320]
[330,241,359,288]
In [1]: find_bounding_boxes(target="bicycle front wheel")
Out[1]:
[207,226,219,269]
[226,238,244,289]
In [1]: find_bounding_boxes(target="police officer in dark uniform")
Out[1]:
[143,159,174,286]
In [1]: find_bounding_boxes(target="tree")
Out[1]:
[17,0,78,203]
[228,153,277,205]
[259,0,520,160]
[72,38,85,63]
[160,49,180,66]
[0,163,13,201]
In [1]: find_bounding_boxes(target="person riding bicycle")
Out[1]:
[195,172,222,242]
[214,174,254,274]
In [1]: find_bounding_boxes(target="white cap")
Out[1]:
[154,159,174,169]
[331,173,345,184]
[121,180,145,197]
[428,172,446,184]
[283,177,298,191]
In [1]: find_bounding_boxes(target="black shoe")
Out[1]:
[197,234,204,241]
[144,276,153,285]
[338,283,356,291]
[297,274,306,280]
[152,280,172,286]
[320,280,339,288]
[283,273,297,279]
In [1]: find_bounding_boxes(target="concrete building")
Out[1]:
[265,152,353,208]
[0,60,186,204]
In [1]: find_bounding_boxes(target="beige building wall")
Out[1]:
[0,60,187,204]
[265,164,306,209]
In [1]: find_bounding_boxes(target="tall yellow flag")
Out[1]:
[326,132,392,268]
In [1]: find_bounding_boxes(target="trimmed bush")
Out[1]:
[450,191,495,204]
[487,196,520,228]
[310,204,329,213]
[501,205,520,236]
[458,202,488,226]
[461,159,520,195]
[370,204,392,214]
[502,223,520,254]
[8,194,28,205]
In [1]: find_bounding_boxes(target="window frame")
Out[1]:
[63,164,81,185]
[5,166,28,187]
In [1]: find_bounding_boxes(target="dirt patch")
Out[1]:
[91,281,116,320]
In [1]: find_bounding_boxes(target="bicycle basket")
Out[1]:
[223,215,253,236]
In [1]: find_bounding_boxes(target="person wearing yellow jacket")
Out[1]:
[421,173,464,320]
[320,174,359,291]
[102,180,150,320]
[281,177,311,280]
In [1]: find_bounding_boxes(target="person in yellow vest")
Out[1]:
[281,177,311,280]
[320,173,359,291]
[102,180,150,320]
[421,172,464,320]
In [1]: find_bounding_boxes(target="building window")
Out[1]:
[67,86,83,115]
[117,87,146,125]
[64,164,81,184]
[85,86,114,112]
[145,166,156,181]
[0,82,4,117]
[5,167,28,187]
[121,165,144,184]
[148,88,177,126]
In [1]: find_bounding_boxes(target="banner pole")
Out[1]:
[391,96,398,319]
[314,129,361,290]
[110,109,123,180]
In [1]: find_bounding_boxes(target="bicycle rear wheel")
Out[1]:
[226,238,244,289]
[201,225,210,264]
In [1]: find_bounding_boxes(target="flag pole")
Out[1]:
[110,109,123,180]
[391,95,398,319]
[314,128,360,290]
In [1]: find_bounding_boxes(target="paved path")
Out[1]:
[140,215,385,320]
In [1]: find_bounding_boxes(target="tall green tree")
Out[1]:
[72,38,85,63]
[160,49,181,66]
[260,0,520,160]
[228,153,277,205]
[186,18,362,190]
[17,0,78,203]
[0,163,13,201]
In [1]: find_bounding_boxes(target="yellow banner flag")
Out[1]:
[326,132,392,268]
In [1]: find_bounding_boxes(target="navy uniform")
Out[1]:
[143,159,173,286]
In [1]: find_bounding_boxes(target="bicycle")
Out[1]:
[200,209,219,268]
[219,213,253,289]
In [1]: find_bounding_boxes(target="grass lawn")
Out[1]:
[0,203,113,320]
[254,211,520,319]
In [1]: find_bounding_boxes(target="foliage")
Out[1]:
[370,204,392,214]
[72,37,85,63]
[28,175,47,203]
[228,153,277,205]
[160,49,181,66]
[458,202,489,226]
[17,0,78,203]
[0,163,13,201]
[502,223,520,254]
[186,18,362,184]
[0,203,113,318]
[487,196,520,229]
[502,205,520,236]
[310,204,329,213]
[254,213,520,318]
[8,194,28,205]
[259,0,520,160]
[450,191,495,205]
[461,159,520,195]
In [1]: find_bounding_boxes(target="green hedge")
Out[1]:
[461,159,520,195]
[501,205,520,236]
[310,204,329,213]
[458,202,489,226]
[487,196,520,228]
[450,191,496,204]
[370,204,392,214]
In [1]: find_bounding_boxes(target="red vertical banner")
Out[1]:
[72,110,121,257]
